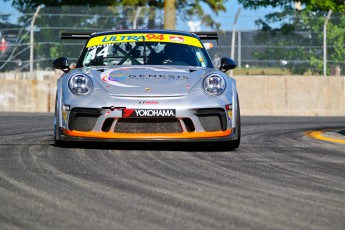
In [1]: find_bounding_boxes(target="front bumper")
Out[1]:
[58,105,236,142]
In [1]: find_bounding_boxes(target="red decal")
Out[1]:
[122,109,135,118]
[139,101,158,104]
[156,34,164,40]
[146,34,156,40]
[169,36,184,42]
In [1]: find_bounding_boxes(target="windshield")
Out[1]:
[80,33,213,68]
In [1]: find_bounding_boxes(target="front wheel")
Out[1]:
[224,95,241,151]
[53,114,63,147]
[53,101,66,147]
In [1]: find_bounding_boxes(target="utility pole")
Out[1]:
[164,0,176,29]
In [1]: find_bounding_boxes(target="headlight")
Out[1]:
[68,73,93,95]
[202,74,226,96]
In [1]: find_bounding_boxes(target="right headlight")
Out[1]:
[68,73,93,95]
[202,74,227,96]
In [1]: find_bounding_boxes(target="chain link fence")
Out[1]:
[0,6,344,76]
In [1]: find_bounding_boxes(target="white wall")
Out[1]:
[0,72,344,116]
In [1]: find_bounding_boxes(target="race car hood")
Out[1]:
[89,66,207,96]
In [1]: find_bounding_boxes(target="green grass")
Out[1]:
[233,67,292,75]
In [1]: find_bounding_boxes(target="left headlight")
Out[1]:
[202,74,227,96]
[68,73,93,95]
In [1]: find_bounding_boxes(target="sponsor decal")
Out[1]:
[227,104,233,124]
[100,69,139,88]
[128,74,189,80]
[108,74,126,81]
[139,101,159,104]
[87,33,203,48]
[122,109,176,118]
[169,36,184,42]
[129,67,188,73]
[63,111,68,122]
[100,34,164,43]
[225,104,232,111]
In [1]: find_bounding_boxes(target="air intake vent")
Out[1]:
[68,108,101,131]
[115,118,182,133]
[195,108,227,131]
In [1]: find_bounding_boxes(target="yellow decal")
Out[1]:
[86,33,203,48]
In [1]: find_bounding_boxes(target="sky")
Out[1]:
[177,1,280,31]
[0,0,20,24]
[0,0,280,31]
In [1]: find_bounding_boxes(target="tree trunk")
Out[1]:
[164,0,176,29]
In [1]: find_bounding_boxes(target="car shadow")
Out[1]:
[337,129,345,136]
[50,140,238,152]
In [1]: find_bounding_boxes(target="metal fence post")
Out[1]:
[30,5,42,77]
[323,10,332,77]
[238,31,241,69]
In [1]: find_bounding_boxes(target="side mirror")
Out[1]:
[53,57,70,73]
[219,57,237,72]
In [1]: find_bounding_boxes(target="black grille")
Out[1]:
[71,114,99,131]
[68,108,101,131]
[115,118,182,133]
[197,115,223,132]
[195,108,227,132]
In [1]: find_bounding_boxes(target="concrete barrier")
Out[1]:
[234,76,345,116]
[0,72,344,116]
[0,78,56,113]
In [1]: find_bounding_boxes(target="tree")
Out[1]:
[6,0,228,30]
[5,0,228,70]
[237,0,345,75]
[237,0,345,29]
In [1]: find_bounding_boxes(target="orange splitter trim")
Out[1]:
[63,128,232,139]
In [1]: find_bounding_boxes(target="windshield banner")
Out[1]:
[86,33,203,48]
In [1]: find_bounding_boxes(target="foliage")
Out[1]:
[6,0,228,29]
[238,0,345,29]
[238,0,345,75]
[33,6,147,69]
[3,0,229,70]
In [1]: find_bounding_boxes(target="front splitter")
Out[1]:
[61,128,236,143]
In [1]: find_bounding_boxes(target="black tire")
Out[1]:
[223,95,241,151]
[53,116,64,147]
[54,139,64,147]
[53,99,65,147]
[53,123,67,147]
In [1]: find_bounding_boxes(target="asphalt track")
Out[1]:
[0,113,344,230]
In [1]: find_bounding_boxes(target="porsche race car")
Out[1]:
[53,29,240,149]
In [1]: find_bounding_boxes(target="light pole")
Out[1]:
[30,5,43,77]
[323,10,332,77]
[230,8,241,76]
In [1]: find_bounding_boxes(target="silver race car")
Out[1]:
[53,29,240,149]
